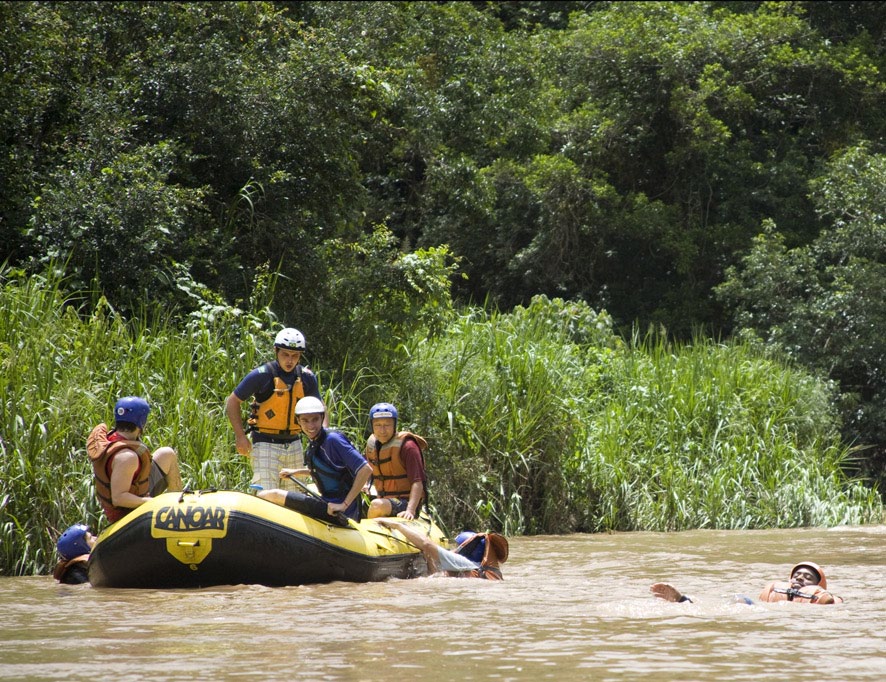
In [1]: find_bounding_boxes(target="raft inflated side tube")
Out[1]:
[87,490,447,588]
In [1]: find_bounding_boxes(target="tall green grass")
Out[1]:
[391,297,619,535]
[1,272,882,576]
[394,303,883,535]
[0,267,269,575]
[573,330,881,531]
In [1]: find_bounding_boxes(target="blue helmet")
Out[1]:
[114,396,150,430]
[455,530,486,564]
[455,530,476,546]
[369,402,398,425]
[57,524,91,560]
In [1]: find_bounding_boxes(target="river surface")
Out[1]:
[1,526,884,681]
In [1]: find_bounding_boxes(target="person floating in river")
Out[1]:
[53,524,96,584]
[87,396,182,524]
[651,560,843,605]
[258,397,372,526]
[364,402,428,521]
[376,520,509,580]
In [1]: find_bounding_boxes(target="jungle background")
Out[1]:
[3,1,886,575]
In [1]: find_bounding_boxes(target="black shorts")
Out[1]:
[388,497,411,515]
[149,461,168,497]
[384,497,424,516]
[283,491,351,527]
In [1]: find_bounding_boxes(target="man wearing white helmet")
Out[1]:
[225,327,323,491]
[258,397,372,525]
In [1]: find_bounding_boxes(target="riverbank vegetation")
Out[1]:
[3,2,886,575]
[1,271,880,576]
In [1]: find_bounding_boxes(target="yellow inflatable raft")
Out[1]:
[87,489,448,588]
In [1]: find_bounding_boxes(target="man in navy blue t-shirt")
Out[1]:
[225,328,322,491]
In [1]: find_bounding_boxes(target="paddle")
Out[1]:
[772,587,822,602]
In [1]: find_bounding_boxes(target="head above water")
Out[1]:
[455,531,486,564]
[790,561,826,589]
[114,396,150,431]
[57,524,92,561]
[454,531,476,547]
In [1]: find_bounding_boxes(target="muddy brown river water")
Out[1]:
[1,525,884,680]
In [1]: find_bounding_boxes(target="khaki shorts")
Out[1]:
[149,461,168,497]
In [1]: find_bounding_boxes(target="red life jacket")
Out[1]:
[53,555,89,584]
[87,423,152,523]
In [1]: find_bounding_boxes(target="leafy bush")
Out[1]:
[1,278,881,576]
[0,266,271,575]
[717,144,886,484]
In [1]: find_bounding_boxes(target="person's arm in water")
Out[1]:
[376,518,441,573]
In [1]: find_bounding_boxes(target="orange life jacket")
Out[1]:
[53,555,90,584]
[758,581,838,604]
[248,363,306,436]
[447,532,509,580]
[87,423,152,523]
[365,432,428,499]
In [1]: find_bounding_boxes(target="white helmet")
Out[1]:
[274,327,306,351]
[295,396,325,415]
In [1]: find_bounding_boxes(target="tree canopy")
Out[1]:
[2,1,886,481]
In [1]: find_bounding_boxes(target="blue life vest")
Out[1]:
[304,431,353,500]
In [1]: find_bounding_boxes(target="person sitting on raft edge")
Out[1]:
[651,560,843,605]
[364,401,428,521]
[258,397,372,526]
[376,519,509,580]
[88,395,183,524]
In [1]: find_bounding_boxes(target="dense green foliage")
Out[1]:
[717,144,886,480]
[405,305,880,535]
[2,2,886,574]
[3,2,885,475]
[1,271,880,575]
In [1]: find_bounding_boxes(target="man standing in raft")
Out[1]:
[87,396,182,523]
[651,560,843,604]
[364,402,428,520]
[377,520,509,580]
[225,327,322,492]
